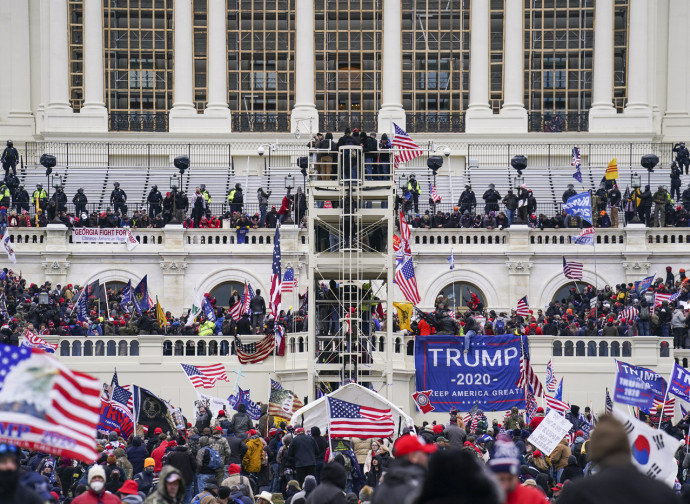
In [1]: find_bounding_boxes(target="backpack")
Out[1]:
[204,446,223,470]
[495,319,505,334]
[192,491,213,504]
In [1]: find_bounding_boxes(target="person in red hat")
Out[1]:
[529,407,546,430]
[117,480,142,504]
[488,439,544,504]
[371,436,436,503]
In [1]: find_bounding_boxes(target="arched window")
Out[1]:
[551,282,586,303]
[107,341,116,356]
[197,341,206,356]
[622,341,632,357]
[209,341,218,356]
[553,341,562,356]
[231,341,236,355]
[611,341,621,357]
[378,336,384,352]
[438,282,487,312]
[84,340,94,356]
[407,340,414,356]
[394,337,401,354]
[210,281,248,309]
[163,340,172,356]
[60,341,70,356]
[186,340,196,356]
[72,341,82,356]
[130,341,139,356]
[587,341,597,356]
[174,340,184,356]
[289,338,296,353]
[95,340,105,356]
[118,340,128,356]
[564,341,574,356]
[599,341,608,357]
[220,340,230,356]
[104,281,128,301]
[575,341,585,356]
[298,337,305,353]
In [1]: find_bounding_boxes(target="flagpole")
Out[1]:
[104,281,110,319]
[70,288,83,316]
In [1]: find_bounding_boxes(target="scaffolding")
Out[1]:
[306,144,396,400]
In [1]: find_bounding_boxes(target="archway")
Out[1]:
[551,282,586,303]
[210,281,247,308]
[437,282,486,312]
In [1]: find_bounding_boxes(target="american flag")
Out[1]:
[21,329,58,352]
[234,334,275,364]
[395,258,421,305]
[391,123,423,170]
[545,394,570,414]
[229,282,255,321]
[516,296,530,317]
[180,363,229,388]
[545,359,558,393]
[281,268,297,294]
[111,370,134,411]
[605,388,614,415]
[327,397,395,438]
[571,146,581,169]
[526,387,538,423]
[0,344,101,462]
[619,306,638,321]
[652,397,675,417]
[429,183,441,203]
[270,378,283,391]
[111,384,132,408]
[563,257,583,280]
[269,227,282,316]
[516,338,545,398]
[654,292,672,307]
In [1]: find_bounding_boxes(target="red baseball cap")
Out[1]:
[154,427,163,435]
[393,435,437,457]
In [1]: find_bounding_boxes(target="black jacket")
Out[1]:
[306,462,346,504]
[126,438,149,475]
[288,432,319,468]
[371,459,426,504]
[166,445,197,484]
[230,411,253,436]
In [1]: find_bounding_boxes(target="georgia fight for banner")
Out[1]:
[414,334,524,412]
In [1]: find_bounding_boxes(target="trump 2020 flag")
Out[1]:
[0,343,101,462]
[1,228,16,264]
[563,191,592,224]
[612,408,683,486]
[21,329,58,353]
[667,362,690,403]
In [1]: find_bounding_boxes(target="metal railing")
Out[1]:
[319,113,378,133]
[405,112,465,133]
[109,112,169,132]
[528,112,589,133]
[231,113,290,132]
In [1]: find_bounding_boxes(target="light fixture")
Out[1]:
[284,174,295,190]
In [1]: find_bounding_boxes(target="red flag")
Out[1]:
[412,390,435,414]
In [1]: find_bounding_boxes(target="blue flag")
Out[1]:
[668,362,690,403]
[120,280,132,307]
[447,249,454,270]
[573,165,582,183]
[227,387,262,420]
[132,276,150,313]
[635,274,656,294]
[202,296,216,322]
[555,377,564,401]
[76,289,89,322]
[572,235,594,246]
[563,191,592,224]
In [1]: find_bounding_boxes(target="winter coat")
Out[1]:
[306,462,347,504]
[549,439,572,471]
[133,470,155,496]
[560,456,584,482]
[230,411,253,436]
[143,465,186,504]
[288,432,319,468]
[166,445,197,484]
[351,438,371,464]
[71,487,121,504]
[242,436,265,473]
[370,459,426,504]
[209,433,232,464]
[114,447,134,479]
[445,424,467,448]
[0,481,49,504]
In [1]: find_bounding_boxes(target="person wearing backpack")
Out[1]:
[196,435,224,492]
[221,464,255,502]
[191,482,219,504]
[638,298,651,335]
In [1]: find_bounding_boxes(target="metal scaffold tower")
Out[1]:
[305,144,396,401]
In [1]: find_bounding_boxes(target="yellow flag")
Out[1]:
[393,302,414,331]
[605,158,618,180]
[155,296,167,327]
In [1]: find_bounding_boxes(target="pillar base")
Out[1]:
[42,106,108,134]
[1,112,35,140]
[169,106,231,134]
[377,106,406,134]
[290,106,319,135]
[662,112,690,138]
[586,106,653,134]
[466,106,527,134]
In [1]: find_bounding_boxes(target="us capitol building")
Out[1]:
[0,0,686,420]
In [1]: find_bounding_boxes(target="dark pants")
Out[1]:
[680,158,690,175]
[149,204,161,220]
[3,163,16,177]
[674,327,686,348]
[114,201,126,216]
[75,203,86,217]
[296,465,315,486]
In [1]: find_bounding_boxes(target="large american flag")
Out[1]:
[429,183,441,203]
[394,212,420,304]
[180,363,229,388]
[654,292,672,307]
[545,359,558,393]
[516,296,530,317]
[544,394,569,414]
[327,397,395,438]
[516,338,544,398]
[391,122,423,170]
[235,334,275,364]
[229,282,255,321]
[111,384,133,408]
[21,329,58,352]
[0,344,101,462]
[562,257,583,280]
[281,268,297,294]
[605,388,614,415]
[269,227,282,316]
[111,370,134,411]
[619,306,638,321]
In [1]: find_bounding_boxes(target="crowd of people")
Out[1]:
[1,399,686,504]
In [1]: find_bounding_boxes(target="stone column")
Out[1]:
[589,0,616,115]
[464,0,492,131]
[81,0,108,128]
[377,0,405,133]
[205,0,231,126]
[662,0,690,134]
[169,0,197,129]
[499,0,527,129]
[47,0,71,111]
[290,0,318,135]
[625,0,650,113]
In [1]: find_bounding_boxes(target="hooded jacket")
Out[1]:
[306,462,346,504]
[242,436,265,473]
[127,437,149,475]
[143,465,185,504]
[370,459,426,504]
[550,439,572,471]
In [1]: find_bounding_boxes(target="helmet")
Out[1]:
[36,184,42,189]
[114,182,120,188]
[567,183,574,189]
[489,183,495,189]
[200,184,206,190]
[78,188,84,194]
[18,185,23,189]
[6,140,12,147]
[410,174,415,179]
[152,185,157,191]
[235,183,241,189]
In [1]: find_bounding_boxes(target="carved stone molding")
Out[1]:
[505,260,533,274]
[41,260,70,274]
[622,261,651,274]
[159,261,188,274]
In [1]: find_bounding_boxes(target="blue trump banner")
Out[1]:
[97,398,134,439]
[668,362,690,402]
[227,387,262,420]
[563,191,592,223]
[415,335,524,412]
[614,366,654,409]
[616,361,666,413]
